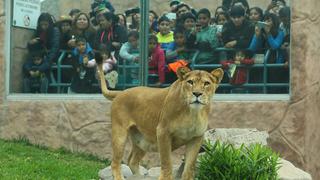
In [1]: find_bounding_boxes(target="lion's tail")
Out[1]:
[96,53,120,101]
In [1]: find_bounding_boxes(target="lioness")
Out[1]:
[96,53,223,180]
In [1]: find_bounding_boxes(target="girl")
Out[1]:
[215,12,229,46]
[249,12,288,93]
[148,35,165,86]
[249,12,285,63]
[215,12,229,26]
[116,13,127,29]
[249,7,264,23]
[221,50,254,88]
[87,44,118,89]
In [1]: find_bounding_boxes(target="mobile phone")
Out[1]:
[257,21,268,29]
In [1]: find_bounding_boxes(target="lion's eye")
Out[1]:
[204,81,210,86]
[187,80,193,85]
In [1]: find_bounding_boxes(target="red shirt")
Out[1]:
[221,58,254,85]
[148,44,166,83]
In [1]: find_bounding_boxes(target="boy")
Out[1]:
[156,15,175,52]
[69,37,97,93]
[23,50,49,93]
[119,30,140,84]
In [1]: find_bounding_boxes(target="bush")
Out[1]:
[196,141,280,180]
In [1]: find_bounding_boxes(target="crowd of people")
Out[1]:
[22,0,291,94]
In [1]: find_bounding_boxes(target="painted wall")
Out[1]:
[1,0,319,179]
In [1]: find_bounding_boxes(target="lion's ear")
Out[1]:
[211,68,224,83]
[177,66,191,80]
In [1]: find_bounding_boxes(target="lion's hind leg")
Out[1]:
[128,142,146,175]
[111,123,128,180]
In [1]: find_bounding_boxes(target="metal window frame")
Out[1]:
[4,0,291,101]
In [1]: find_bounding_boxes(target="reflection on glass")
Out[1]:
[10,0,290,95]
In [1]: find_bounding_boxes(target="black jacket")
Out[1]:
[28,27,60,67]
[94,24,128,52]
[222,19,255,49]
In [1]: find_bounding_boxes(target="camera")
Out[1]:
[256,21,268,29]
[125,7,140,17]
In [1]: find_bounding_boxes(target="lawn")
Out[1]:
[0,138,110,180]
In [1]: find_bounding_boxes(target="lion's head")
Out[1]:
[176,67,224,108]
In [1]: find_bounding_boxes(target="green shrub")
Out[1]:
[196,141,281,180]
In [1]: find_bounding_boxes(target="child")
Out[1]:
[156,15,175,52]
[69,37,97,93]
[195,8,219,64]
[166,28,191,62]
[221,50,254,93]
[119,30,140,84]
[148,35,166,86]
[87,44,118,89]
[249,7,264,23]
[23,50,49,93]
[166,28,192,83]
[57,15,73,50]
[215,12,229,46]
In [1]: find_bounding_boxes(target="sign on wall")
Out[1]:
[12,0,41,29]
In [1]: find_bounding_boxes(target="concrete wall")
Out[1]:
[1,0,320,179]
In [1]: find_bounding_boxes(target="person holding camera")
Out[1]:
[266,0,286,16]
[125,7,140,31]
[248,12,288,93]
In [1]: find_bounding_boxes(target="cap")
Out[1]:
[230,5,245,17]
[170,0,181,7]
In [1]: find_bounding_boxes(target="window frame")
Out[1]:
[4,0,291,101]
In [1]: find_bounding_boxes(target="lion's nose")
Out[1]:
[193,92,202,97]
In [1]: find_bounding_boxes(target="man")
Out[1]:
[222,5,255,49]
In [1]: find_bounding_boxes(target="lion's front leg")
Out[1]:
[181,136,203,180]
[157,127,174,180]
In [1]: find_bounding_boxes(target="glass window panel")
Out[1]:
[8,0,291,95]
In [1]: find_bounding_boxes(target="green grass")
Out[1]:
[0,138,110,180]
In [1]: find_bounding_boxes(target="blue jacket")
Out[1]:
[249,29,285,63]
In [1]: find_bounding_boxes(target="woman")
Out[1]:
[28,12,60,65]
[94,12,128,60]
[249,12,288,93]
[68,12,96,49]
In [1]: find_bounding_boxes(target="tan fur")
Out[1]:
[98,64,224,180]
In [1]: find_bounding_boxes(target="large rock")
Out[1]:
[204,128,269,148]
[99,164,180,180]
[99,164,148,180]
[278,159,312,180]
